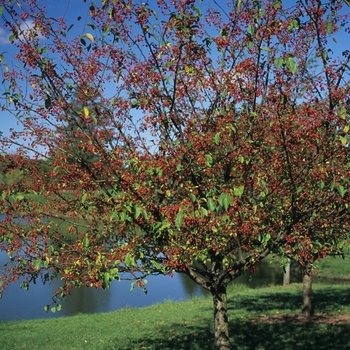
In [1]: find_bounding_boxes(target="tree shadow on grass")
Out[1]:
[228,286,350,315]
[109,287,350,350]
[115,324,214,350]
[231,320,350,350]
[110,318,350,350]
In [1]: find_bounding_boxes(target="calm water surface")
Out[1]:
[0,215,296,321]
[0,250,296,322]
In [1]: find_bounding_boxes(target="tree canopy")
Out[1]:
[0,0,349,348]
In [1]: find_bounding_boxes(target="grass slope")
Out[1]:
[1,283,350,350]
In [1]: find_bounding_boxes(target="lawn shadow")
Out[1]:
[110,323,214,350]
[229,319,350,350]
[108,317,350,350]
[228,285,350,314]
[107,286,350,350]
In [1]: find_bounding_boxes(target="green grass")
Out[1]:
[1,283,350,350]
[314,255,350,280]
[266,255,350,282]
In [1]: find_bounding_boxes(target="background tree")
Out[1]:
[0,1,350,349]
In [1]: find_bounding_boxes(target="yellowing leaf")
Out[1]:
[340,136,347,146]
[166,42,171,50]
[338,107,346,120]
[344,125,349,133]
[85,33,94,42]
[83,106,89,118]
[185,65,195,76]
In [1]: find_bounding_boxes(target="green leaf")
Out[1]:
[134,206,141,219]
[193,5,202,17]
[83,235,89,248]
[207,198,216,211]
[151,259,161,269]
[81,193,87,203]
[125,253,136,267]
[274,57,284,68]
[176,164,183,171]
[258,233,271,245]
[234,185,244,197]
[218,193,232,211]
[152,10,158,20]
[318,180,325,190]
[9,34,16,42]
[33,259,41,271]
[340,135,348,146]
[175,207,184,229]
[286,56,297,74]
[16,193,25,201]
[273,1,281,10]
[289,19,300,30]
[57,304,62,311]
[200,207,208,217]
[337,185,346,197]
[205,154,213,167]
[51,306,56,313]
[189,193,196,202]
[214,132,221,145]
[44,305,50,312]
[0,7,4,16]
[327,16,333,34]
[338,107,347,120]
[102,272,110,288]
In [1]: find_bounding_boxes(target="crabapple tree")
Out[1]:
[0,0,350,348]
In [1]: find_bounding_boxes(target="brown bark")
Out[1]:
[212,284,230,350]
[302,262,313,318]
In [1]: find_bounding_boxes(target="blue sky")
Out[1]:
[0,0,94,148]
[0,0,349,148]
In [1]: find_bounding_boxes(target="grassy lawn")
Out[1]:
[314,255,350,280]
[1,283,350,350]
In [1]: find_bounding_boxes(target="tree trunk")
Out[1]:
[283,259,290,286]
[212,284,230,350]
[302,262,313,318]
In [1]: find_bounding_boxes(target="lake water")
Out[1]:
[0,246,298,322]
[0,215,300,322]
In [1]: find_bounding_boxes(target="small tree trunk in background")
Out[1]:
[283,259,291,286]
[302,262,313,318]
[212,284,230,350]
